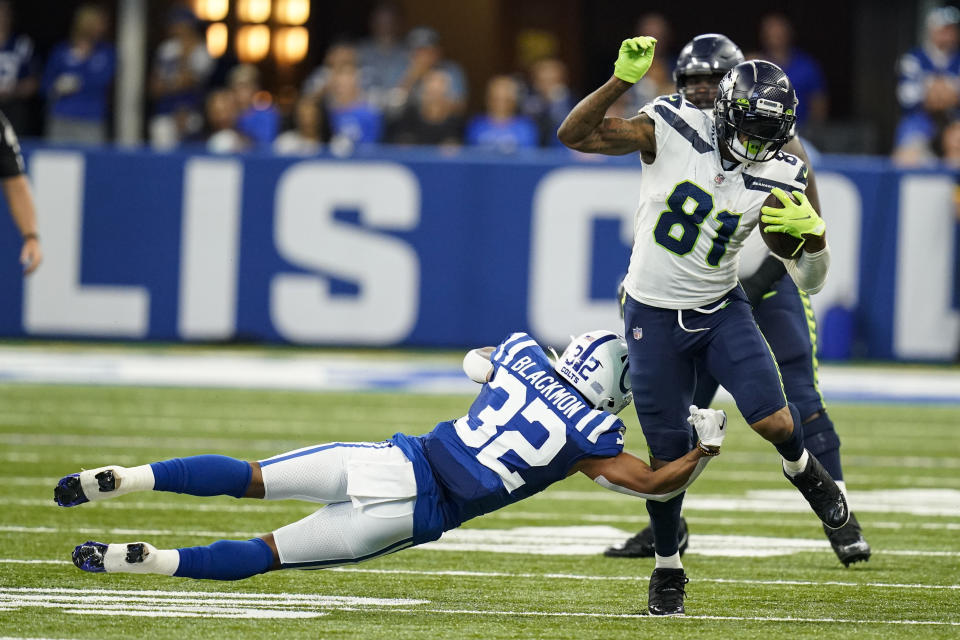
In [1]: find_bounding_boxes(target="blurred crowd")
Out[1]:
[0,1,834,158]
[894,6,960,169]
[2,1,960,168]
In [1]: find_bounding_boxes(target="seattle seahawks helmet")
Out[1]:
[554,330,632,414]
[714,60,797,162]
[674,34,744,109]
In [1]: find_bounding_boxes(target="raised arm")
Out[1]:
[557,37,658,160]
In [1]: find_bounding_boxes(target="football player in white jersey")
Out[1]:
[558,36,846,615]
[604,34,870,569]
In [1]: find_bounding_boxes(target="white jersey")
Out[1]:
[622,94,808,309]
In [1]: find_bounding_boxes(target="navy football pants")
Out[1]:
[623,286,787,462]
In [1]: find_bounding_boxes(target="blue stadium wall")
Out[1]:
[0,145,956,361]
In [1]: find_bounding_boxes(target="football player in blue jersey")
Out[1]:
[603,34,870,568]
[559,37,847,615]
[55,331,727,583]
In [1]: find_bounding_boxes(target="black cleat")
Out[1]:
[784,453,849,530]
[647,568,688,616]
[72,541,108,573]
[824,512,871,566]
[96,470,116,492]
[54,474,87,507]
[604,517,689,558]
[125,543,147,564]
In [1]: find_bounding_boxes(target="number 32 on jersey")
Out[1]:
[653,180,742,267]
[453,369,566,492]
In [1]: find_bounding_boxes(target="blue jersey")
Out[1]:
[898,45,960,113]
[392,332,625,544]
[0,34,35,94]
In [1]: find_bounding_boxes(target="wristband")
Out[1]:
[696,440,720,456]
[22,232,38,242]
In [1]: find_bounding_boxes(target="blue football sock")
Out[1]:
[150,455,252,499]
[174,538,274,580]
[803,412,843,480]
[774,403,805,462]
[646,492,685,557]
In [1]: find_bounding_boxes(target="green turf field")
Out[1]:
[1,383,958,639]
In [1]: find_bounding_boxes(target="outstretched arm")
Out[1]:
[557,36,658,159]
[577,448,706,497]
[575,406,725,498]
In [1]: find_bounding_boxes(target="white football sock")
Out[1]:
[78,465,155,502]
[655,552,683,570]
[103,542,178,575]
[782,449,810,477]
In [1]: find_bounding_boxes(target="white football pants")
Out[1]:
[258,441,418,568]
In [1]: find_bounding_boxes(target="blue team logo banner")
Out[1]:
[0,145,955,361]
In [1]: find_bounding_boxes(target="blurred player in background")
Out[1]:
[559,37,844,615]
[604,34,870,568]
[56,331,727,582]
[1,109,40,274]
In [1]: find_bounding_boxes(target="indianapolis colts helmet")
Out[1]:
[714,60,798,162]
[674,34,745,109]
[554,330,632,415]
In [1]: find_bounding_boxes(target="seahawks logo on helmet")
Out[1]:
[713,60,798,163]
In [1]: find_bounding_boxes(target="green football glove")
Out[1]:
[760,187,826,239]
[613,36,657,84]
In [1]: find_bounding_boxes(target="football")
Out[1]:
[759,191,804,259]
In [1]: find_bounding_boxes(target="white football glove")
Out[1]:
[687,405,726,456]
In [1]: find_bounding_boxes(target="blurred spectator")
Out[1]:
[892,75,959,165]
[522,58,574,146]
[303,40,363,98]
[942,119,960,167]
[629,13,676,109]
[898,7,960,115]
[466,75,537,152]
[325,64,383,145]
[199,88,249,154]
[229,64,279,148]
[357,2,409,107]
[392,27,467,113]
[757,12,828,128]
[0,1,38,135]
[147,8,213,149]
[42,3,115,145]
[274,96,324,155]
[387,68,463,146]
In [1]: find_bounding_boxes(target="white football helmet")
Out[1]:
[554,330,632,414]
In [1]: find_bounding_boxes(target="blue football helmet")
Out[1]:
[714,60,797,162]
[674,34,744,109]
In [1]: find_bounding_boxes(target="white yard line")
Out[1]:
[0,587,954,626]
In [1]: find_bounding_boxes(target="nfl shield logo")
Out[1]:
[632,326,643,340]
[714,173,725,185]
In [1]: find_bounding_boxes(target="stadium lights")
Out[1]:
[274,26,308,64]
[237,24,270,62]
[192,0,228,22]
[237,0,271,23]
[275,0,309,25]
[206,22,228,58]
